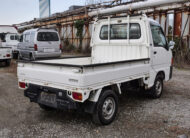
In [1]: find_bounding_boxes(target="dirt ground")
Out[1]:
[0,60,190,138]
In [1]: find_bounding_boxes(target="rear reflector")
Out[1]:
[60,44,62,50]
[34,44,38,51]
[6,54,11,57]
[19,82,26,89]
[72,92,82,101]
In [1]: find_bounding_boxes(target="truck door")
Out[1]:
[150,23,171,70]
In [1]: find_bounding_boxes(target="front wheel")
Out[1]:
[92,90,118,125]
[149,75,164,99]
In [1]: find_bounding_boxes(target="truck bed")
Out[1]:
[18,57,150,93]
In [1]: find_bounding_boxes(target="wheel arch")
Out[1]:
[88,84,121,103]
[157,71,165,80]
[102,84,121,96]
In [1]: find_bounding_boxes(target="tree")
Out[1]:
[168,25,173,36]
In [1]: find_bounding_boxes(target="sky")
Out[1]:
[0,0,86,25]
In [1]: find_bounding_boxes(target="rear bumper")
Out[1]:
[0,58,11,61]
[34,51,61,58]
[24,84,96,113]
[19,50,61,59]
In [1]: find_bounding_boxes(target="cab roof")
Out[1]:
[96,15,160,26]
[23,28,57,34]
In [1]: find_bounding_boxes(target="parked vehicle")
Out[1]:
[17,15,174,125]
[18,28,62,60]
[0,26,19,58]
[0,47,12,66]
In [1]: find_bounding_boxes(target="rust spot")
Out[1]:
[174,11,182,36]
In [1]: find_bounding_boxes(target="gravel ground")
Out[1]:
[0,60,190,138]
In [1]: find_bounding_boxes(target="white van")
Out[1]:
[18,28,62,60]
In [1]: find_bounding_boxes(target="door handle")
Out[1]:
[154,51,157,54]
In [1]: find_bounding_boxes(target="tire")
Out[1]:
[29,53,35,61]
[92,89,118,125]
[13,53,18,59]
[149,75,164,99]
[5,59,11,66]
[18,53,23,60]
[38,104,55,111]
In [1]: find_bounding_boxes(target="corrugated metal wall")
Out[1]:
[61,23,92,50]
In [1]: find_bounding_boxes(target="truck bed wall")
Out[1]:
[91,18,150,64]
[18,58,150,92]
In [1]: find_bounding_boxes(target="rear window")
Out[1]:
[100,23,141,40]
[10,35,19,41]
[111,24,127,39]
[37,32,59,41]
[10,35,14,40]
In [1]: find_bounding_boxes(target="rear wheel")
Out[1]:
[29,53,34,61]
[5,59,11,66]
[38,104,55,111]
[13,53,18,59]
[18,53,23,60]
[92,90,118,125]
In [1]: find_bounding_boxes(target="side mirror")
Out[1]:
[168,41,175,49]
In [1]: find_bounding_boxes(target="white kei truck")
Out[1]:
[0,47,12,66]
[0,26,19,59]
[17,15,174,125]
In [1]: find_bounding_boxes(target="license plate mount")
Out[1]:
[40,92,56,105]
[44,48,55,53]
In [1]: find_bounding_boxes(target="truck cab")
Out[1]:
[17,15,174,125]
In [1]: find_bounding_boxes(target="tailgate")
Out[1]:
[17,62,84,91]
[0,48,12,59]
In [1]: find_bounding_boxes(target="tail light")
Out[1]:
[60,44,62,50]
[6,54,11,57]
[72,92,82,101]
[171,58,174,65]
[19,82,26,89]
[34,44,38,51]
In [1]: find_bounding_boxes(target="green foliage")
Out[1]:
[74,20,85,51]
[63,38,75,52]
[168,25,173,36]
[74,20,84,38]
[63,38,69,46]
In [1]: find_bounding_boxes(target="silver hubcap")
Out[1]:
[155,80,162,95]
[102,97,115,120]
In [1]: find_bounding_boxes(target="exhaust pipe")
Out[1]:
[89,0,188,17]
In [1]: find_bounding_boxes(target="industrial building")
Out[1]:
[15,0,190,52]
